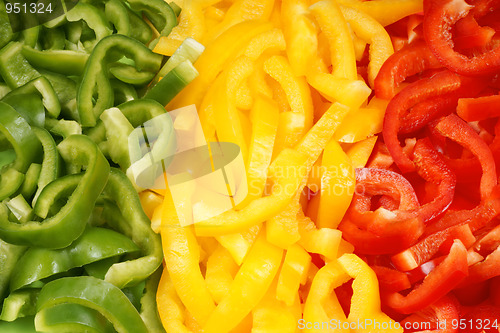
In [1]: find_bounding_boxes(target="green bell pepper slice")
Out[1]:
[35,276,148,333]
[1,93,45,128]
[145,60,198,106]
[126,5,153,45]
[35,303,116,333]
[5,194,33,223]
[104,0,130,37]
[0,42,40,89]
[0,0,14,50]
[77,34,163,127]
[2,76,61,118]
[0,135,110,248]
[19,163,41,200]
[139,267,166,333]
[124,0,176,40]
[0,101,42,173]
[66,2,113,52]
[0,239,26,301]
[10,226,139,292]
[111,79,138,105]
[31,127,60,205]
[102,168,163,289]
[22,47,89,76]
[40,26,65,50]
[0,289,39,322]
[0,168,24,201]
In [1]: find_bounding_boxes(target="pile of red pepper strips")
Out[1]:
[337,0,500,330]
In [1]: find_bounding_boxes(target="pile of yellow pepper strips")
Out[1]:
[138,0,424,332]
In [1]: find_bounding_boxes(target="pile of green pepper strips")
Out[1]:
[0,0,203,331]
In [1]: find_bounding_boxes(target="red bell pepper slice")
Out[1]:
[392,224,475,272]
[413,138,456,223]
[433,114,497,201]
[423,0,500,75]
[384,240,468,314]
[383,70,480,173]
[457,95,500,122]
[371,265,411,292]
[453,15,495,52]
[458,245,500,287]
[400,295,460,333]
[374,40,442,100]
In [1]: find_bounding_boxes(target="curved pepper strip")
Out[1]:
[263,55,314,150]
[281,0,318,77]
[338,254,403,333]
[336,0,423,27]
[310,0,357,81]
[374,40,442,100]
[423,0,500,75]
[156,269,191,333]
[35,276,148,333]
[205,245,238,304]
[101,168,163,289]
[339,5,394,88]
[66,2,113,51]
[193,102,350,236]
[77,34,163,126]
[104,0,131,38]
[125,0,177,40]
[434,114,497,201]
[3,76,60,118]
[22,46,89,77]
[160,192,216,325]
[31,127,60,205]
[385,240,468,314]
[203,232,283,333]
[10,226,139,292]
[35,303,115,333]
[303,261,351,332]
[383,70,482,173]
[0,135,109,248]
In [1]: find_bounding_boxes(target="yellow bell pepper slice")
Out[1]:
[266,189,302,249]
[276,243,311,306]
[334,107,385,143]
[309,0,357,80]
[160,195,216,325]
[336,0,423,27]
[339,5,394,87]
[203,0,275,45]
[316,139,355,229]
[244,94,279,204]
[194,101,349,236]
[216,224,261,265]
[168,21,273,109]
[203,231,284,333]
[338,254,404,333]
[298,214,345,260]
[253,278,302,333]
[303,261,351,332]
[156,270,192,333]
[281,0,319,77]
[263,55,314,145]
[153,0,206,56]
[244,28,286,61]
[138,190,163,220]
[344,136,378,169]
[213,55,254,162]
[205,245,239,303]
[306,71,371,110]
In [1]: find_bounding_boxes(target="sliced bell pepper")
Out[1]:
[10,227,139,292]
[385,240,468,314]
[336,0,423,27]
[101,169,163,288]
[276,244,311,307]
[205,245,238,304]
[35,276,148,333]
[0,42,40,89]
[423,0,500,75]
[203,232,283,333]
[0,135,109,249]
[77,35,163,126]
[457,94,500,122]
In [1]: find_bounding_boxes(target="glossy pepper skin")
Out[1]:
[0,135,109,249]
[77,35,163,127]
